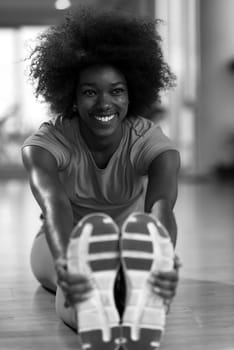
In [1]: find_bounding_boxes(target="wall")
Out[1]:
[0,0,155,26]
[114,0,155,16]
[196,0,234,175]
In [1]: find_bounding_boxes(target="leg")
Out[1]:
[30,228,78,330]
[67,213,121,349]
[30,228,57,293]
[120,212,174,350]
[55,286,77,331]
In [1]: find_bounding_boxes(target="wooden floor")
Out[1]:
[0,178,233,350]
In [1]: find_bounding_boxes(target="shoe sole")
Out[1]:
[67,213,121,350]
[120,212,174,350]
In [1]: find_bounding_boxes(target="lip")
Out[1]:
[90,112,118,125]
[90,111,118,117]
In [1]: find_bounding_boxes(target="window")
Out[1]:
[0,26,47,169]
[155,0,199,173]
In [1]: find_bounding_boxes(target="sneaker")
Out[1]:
[120,212,174,350]
[67,213,121,350]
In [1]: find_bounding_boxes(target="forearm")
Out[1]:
[145,198,177,247]
[22,147,74,261]
[30,175,74,260]
[43,195,74,260]
[150,199,177,247]
[144,152,180,248]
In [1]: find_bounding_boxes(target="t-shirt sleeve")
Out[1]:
[130,124,178,175]
[21,122,71,170]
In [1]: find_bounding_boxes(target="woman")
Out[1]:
[22,6,181,350]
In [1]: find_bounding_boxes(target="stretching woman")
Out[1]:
[22,6,181,350]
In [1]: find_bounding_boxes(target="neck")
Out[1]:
[78,120,123,152]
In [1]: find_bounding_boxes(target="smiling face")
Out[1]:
[76,65,129,144]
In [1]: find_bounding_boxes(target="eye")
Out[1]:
[112,87,126,95]
[82,89,96,97]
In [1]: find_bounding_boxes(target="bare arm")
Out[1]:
[22,146,74,260]
[144,150,180,247]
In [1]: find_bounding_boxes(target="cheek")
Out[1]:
[119,103,129,119]
[123,99,129,114]
[118,95,129,110]
[77,99,94,114]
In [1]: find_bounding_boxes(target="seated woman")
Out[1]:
[22,6,181,350]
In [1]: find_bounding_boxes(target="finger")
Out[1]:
[150,270,179,282]
[57,270,70,287]
[66,291,93,306]
[151,286,176,300]
[68,282,93,294]
[164,299,172,314]
[56,265,69,282]
[151,277,178,291]
[58,280,69,292]
[149,277,178,298]
[174,255,182,270]
[67,273,92,284]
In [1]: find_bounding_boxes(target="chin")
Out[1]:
[93,128,115,138]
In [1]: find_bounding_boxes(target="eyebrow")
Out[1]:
[79,81,126,87]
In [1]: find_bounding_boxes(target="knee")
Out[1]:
[30,232,57,292]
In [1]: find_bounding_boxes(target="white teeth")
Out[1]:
[94,114,116,122]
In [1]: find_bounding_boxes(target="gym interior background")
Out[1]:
[0,1,233,349]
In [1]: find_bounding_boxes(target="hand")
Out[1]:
[55,258,93,307]
[148,255,182,309]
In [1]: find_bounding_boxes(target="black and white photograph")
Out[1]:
[0,1,233,349]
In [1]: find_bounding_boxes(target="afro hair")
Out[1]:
[29,6,175,119]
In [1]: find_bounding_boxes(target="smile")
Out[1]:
[93,113,117,122]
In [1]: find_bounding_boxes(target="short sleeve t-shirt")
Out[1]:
[22,116,177,225]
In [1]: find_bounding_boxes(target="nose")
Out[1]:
[96,92,112,110]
